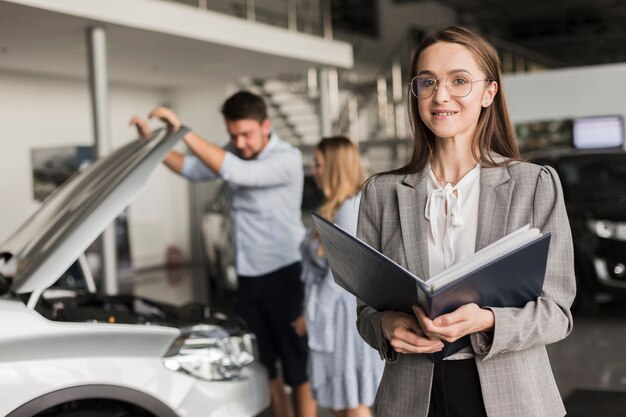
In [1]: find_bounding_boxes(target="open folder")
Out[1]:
[310,212,551,362]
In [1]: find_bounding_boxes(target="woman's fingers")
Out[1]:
[415,306,468,342]
[382,311,444,353]
[412,305,441,340]
[413,304,489,343]
[390,333,444,354]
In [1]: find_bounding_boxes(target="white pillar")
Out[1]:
[86,26,118,296]
[392,61,406,138]
[318,67,332,137]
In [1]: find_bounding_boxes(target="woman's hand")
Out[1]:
[381,311,444,354]
[413,304,494,343]
[148,106,181,132]
[291,315,307,337]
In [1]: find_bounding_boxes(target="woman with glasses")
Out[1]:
[356,26,575,417]
[296,136,384,417]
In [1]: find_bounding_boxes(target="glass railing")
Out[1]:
[159,0,333,38]
[492,37,561,73]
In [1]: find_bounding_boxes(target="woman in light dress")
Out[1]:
[296,136,384,417]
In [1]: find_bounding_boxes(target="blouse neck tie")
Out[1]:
[425,166,480,269]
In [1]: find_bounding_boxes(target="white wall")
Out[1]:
[0,70,192,269]
[169,83,232,147]
[504,62,626,127]
[0,71,92,236]
[130,81,234,270]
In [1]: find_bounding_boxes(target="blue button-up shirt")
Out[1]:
[182,133,305,276]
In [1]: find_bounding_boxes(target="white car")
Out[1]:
[0,128,269,417]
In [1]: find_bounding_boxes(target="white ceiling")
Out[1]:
[0,0,350,87]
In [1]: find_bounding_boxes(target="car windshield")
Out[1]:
[558,156,626,203]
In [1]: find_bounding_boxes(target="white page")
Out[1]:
[468,224,531,257]
[430,224,531,283]
[428,225,541,292]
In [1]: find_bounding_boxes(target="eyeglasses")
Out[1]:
[409,73,492,99]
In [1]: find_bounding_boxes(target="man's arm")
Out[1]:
[182,131,226,174]
[148,107,226,175]
[163,151,185,175]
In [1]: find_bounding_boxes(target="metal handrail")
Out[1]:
[490,36,564,72]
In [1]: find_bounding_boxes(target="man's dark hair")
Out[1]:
[221,90,268,122]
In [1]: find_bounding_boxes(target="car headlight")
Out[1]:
[163,324,257,381]
[587,220,626,241]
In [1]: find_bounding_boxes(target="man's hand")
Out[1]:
[381,311,444,354]
[291,315,307,337]
[413,304,494,343]
[129,116,151,139]
[149,106,181,132]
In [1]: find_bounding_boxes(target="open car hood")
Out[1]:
[0,127,189,294]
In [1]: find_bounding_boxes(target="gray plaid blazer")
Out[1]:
[356,160,575,417]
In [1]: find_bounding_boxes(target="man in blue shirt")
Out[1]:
[131,91,315,417]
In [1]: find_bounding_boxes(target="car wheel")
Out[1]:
[37,399,156,417]
[48,411,117,417]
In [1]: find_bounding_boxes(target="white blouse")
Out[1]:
[425,163,481,360]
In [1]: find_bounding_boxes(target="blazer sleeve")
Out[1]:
[356,178,400,363]
[475,165,576,360]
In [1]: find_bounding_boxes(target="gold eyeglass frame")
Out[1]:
[408,75,493,99]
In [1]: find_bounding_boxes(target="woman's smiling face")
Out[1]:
[416,41,498,144]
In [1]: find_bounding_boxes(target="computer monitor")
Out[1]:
[572,115,624,149]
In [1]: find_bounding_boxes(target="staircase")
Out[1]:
[240,75,321,146]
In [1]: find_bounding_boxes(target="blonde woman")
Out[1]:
[296,136,383,417]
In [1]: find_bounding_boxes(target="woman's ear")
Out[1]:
[482,81,498,108]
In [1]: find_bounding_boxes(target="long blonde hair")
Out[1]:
[314,136,365,255]
[317,136,365,221]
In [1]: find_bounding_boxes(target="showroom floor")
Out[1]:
[549,301,626,417]
[125,268,626,417]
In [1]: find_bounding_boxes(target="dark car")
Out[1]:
[529,149,626,311]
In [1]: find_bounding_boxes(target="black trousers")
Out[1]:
[427,358,488,417]
[236,262,308,387]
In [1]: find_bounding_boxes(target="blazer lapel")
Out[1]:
[395,162,514,278]
[396,171,431,280]
[476,163,514,250]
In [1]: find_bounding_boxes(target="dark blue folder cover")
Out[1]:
[311,212,551,362]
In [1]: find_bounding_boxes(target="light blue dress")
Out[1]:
[301,194,384,410]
